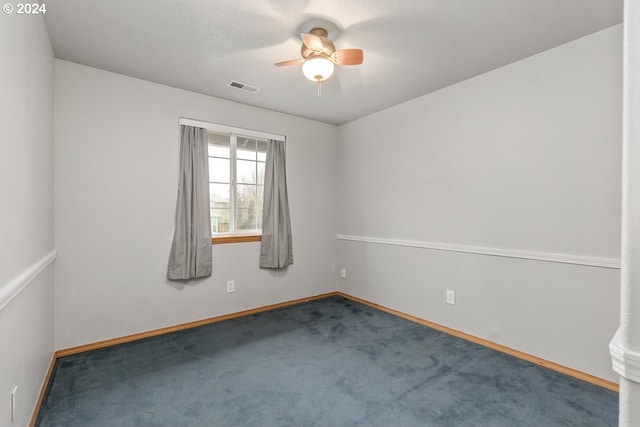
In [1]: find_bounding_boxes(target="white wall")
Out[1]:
[54,60,338,349]
[337,25,622,382]
[0,10,55,427]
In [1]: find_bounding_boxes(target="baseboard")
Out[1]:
[51,290,618,395]
[29,353,56,427]
[55,292,338,358]
[335,291,619,392]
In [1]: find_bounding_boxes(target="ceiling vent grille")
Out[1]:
[227,80,260,93]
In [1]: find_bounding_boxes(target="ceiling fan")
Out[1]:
[275,27,364,96]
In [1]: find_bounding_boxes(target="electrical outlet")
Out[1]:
[340,268,347,278]
[10,385,17,422]
[226,280,235,293]
[446,290,456,305]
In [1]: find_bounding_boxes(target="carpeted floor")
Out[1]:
[36,296,618,426]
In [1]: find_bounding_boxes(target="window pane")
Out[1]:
[256,209,263,230]
[208,133,230,158]
[209,157,230,183]
[257,140,268,162]
[236,184,257,209]
[237,149,255,161]
[237,137,256,160]
[210,183,230,209]
[211,208,231,233]
[209,145,230,158]
[237,160,257,184]
[236,208,258,230]
[256,184,264,209]
[204,132,270,234]
[257,162,265,185]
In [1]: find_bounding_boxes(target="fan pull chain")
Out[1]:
[317,79,322,97]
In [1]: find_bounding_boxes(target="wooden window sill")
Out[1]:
[212,235,262,245]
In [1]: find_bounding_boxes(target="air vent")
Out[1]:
[227,80,260,93]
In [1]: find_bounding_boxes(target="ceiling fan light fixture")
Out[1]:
[302,56,334,82]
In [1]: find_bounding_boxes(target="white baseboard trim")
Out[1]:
[337,234,620,269]
[0,251,57,312]
[610,329,640,383]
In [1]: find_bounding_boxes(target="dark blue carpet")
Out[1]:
[36,296,618,426]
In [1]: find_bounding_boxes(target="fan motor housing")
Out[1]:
[301,27,336,59]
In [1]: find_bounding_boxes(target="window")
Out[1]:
[179,118,285,244]
[208,132,268,237]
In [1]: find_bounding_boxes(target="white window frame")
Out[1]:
[220,134,265,235]
[179,117,286,239]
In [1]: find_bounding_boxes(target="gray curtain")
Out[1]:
[167,125,212,280]
[260,139,293,268]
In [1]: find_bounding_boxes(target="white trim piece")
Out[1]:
[179,118,285,142]
[336,234,621,269]
[0,251,57,312]
[610,329,640,383]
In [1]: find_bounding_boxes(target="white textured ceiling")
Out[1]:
[43,0,622,125]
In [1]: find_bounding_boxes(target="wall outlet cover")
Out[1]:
[446,290,456,305]
[226,280,235,293]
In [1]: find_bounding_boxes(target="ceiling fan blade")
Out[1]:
[335,49,364,65]
[301,32,323,52]
[274,59,303,67]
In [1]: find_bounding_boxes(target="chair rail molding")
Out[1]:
[0,251,57,312]
[336,234,620,269]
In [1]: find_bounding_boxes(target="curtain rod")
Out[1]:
[179,117,285,142]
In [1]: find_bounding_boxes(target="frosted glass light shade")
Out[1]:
[302,57,334,82]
